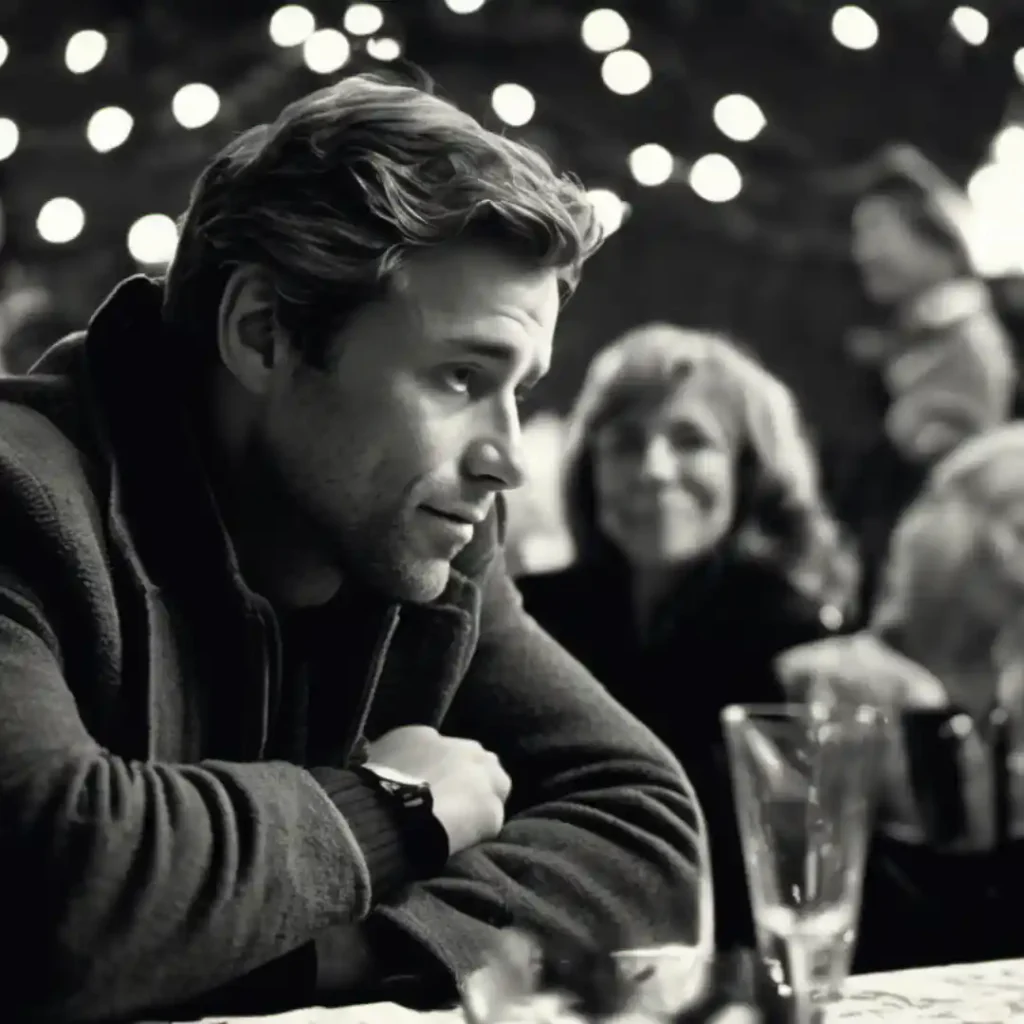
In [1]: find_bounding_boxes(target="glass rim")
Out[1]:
[721,701,884,725]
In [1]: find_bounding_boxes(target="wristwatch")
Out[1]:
[353,762,450,869]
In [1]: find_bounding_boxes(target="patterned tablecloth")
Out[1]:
[192,958,1024,1023]
[831,958,1024,1021]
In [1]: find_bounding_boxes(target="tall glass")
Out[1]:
[721,702,882,1024]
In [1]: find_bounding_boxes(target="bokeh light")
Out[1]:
[86,107,133,153]
[65,30,108,74]
[366,37,401,61]
[581,9,630,53]
[269,5,316,47]
[950,6,989,46]
[831,6,879,50]
[303,29,351,74]
[491,83,535,127]
[171,83,220,129]
[586,188,629,236]
[443,0,487,13]
[629,144,674,186]
[37,197,85,244]
[601,49,651,95]
[344,3,384,36]
[689,154,743,203]
[128,214,180,265]
[0,118,19,161]
[713,94,766,142]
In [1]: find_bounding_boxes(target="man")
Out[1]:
[0,75,705,1021]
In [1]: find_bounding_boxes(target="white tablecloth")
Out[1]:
[185,957,1024,1023]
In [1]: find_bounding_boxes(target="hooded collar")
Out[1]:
[79,274,253,603]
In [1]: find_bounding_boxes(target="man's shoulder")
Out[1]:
[0,381,107,549]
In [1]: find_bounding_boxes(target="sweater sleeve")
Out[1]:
[369,537,709,996]
[0,569,387,1022]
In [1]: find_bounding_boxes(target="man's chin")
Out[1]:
[381,558,452,604]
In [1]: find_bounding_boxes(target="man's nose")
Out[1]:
[464,403,526,490]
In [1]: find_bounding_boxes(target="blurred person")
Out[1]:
[0,265,69,374]
[518,323,859,952]
[502,411,574,577]
[0,75,708,1023]
[835,143,1017,614]
[779,423,1024,971]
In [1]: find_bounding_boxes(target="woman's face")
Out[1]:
[591,374,737,568]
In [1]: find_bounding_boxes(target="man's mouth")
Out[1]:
[421,506,485,526]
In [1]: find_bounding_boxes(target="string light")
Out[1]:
[303,29,351,73]
[86,106,133,152]
[443,0,486,13]
[586,188,628,236]
[992,124,1024,165]
[491,83,535,127]
[269,5,316,47]
[713,94,766,143]
[343,4,384,36]
[128,214,179,265]
[171,84,220,129]
[0,118,18,161]
[37,197,85,244]
[628,144,673,186]
[581,9,630,53]
[689,154,742,203]
[831,6,879,51]
[65,30,108,74]
[950,6,988,46]
[0,35,8,69]
[366,37,401,61]
[601,49,651,95]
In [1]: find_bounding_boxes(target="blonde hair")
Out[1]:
[164,72,603,368]
[562,323,858,611]
[873,424,1024,647]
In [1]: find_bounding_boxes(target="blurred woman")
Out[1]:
[835,143,1016,614]
[779,423,1024,970]
[518,323,859,951]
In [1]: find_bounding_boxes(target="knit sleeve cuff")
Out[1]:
[308,767,413,902]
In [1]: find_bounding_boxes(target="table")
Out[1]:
[191,958,1024,1023]
[832,958,1024,1021]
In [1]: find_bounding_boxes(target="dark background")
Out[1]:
[1,0,1023,449]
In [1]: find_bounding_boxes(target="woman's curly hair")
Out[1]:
[562,323,860,616]
[163,71,603,367]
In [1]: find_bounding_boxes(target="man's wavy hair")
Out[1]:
[562,323,859,615]
[163,72,603,367]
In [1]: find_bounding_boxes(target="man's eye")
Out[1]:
[442,367,476,394]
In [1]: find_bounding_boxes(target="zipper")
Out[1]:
[341,604,401,763]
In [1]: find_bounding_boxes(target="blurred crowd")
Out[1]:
[503,143,1024,972]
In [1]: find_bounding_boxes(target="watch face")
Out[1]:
[363,762,427,789]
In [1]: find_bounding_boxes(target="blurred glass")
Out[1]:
[722,703,882,1023]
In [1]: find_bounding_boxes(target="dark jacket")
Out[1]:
[518,554,842,950]
[0,278,704,1022]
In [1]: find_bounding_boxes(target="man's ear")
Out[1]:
[216,266,294,396]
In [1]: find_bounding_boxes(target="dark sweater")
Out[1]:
[0,277,704,1022]
[518,554,841,951]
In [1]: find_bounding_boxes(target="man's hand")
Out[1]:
[367,725,512,856]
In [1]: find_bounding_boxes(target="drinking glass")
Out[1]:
[721,702,882,1024]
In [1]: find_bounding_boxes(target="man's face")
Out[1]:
[249,242,558,603]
